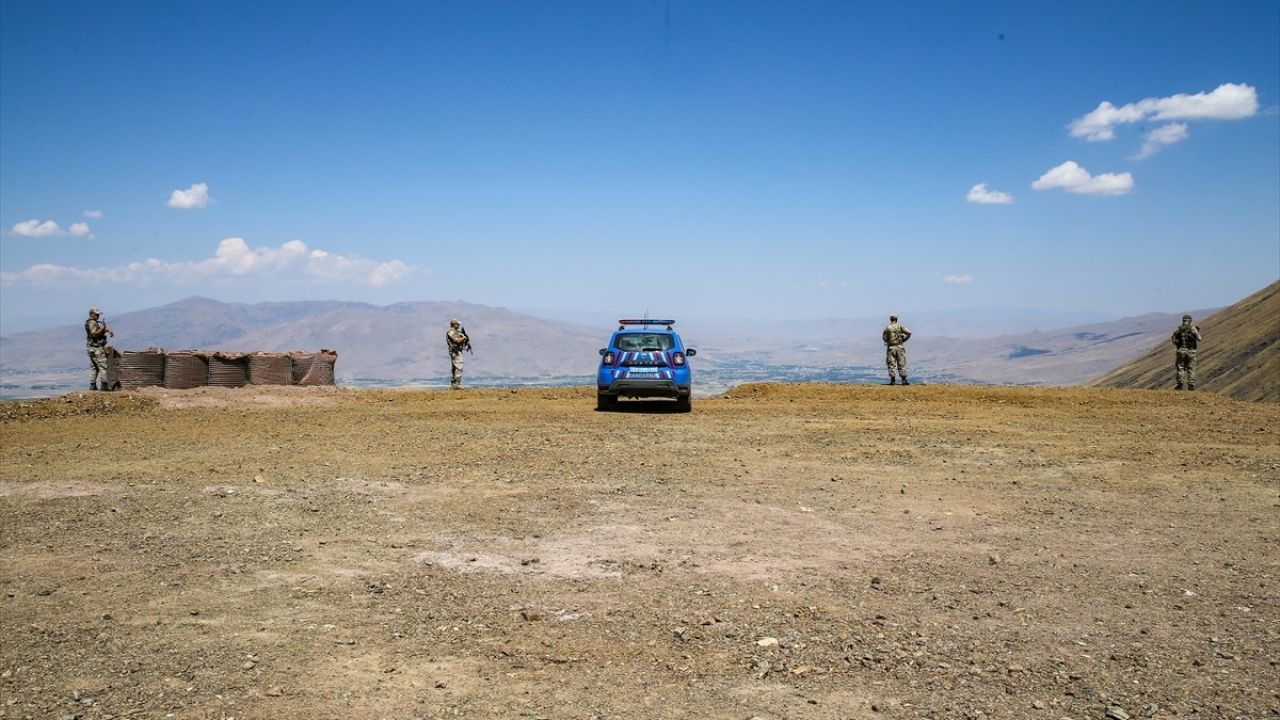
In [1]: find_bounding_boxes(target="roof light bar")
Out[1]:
[618,318,676,327]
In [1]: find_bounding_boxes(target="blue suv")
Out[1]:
[597,319,697,412]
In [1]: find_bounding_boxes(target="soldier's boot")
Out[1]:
[90,384,98,391]
[1187,384,1195,391]
[887,377,896,385]
[901,378,910,385]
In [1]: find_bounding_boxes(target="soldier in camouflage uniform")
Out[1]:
[1171,314,1202,391]
[882,314,912,385]
[445,319,469,389]
[85,308,114,391]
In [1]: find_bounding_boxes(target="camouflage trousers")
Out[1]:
[449,350,464,388]
[88,346,109,388]
[1175,348,1196,390]
[886,345,908,380]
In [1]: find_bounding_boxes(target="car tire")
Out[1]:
[674,395,692,413]
[597,394,617,411]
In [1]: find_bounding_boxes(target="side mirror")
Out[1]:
[599,348,607,356]
[685,348,697,357]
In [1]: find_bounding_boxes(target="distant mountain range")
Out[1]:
[1090,280,1279,403]
[680,310,1219,386]
[3,292,1264,399]
[0,297,602,387]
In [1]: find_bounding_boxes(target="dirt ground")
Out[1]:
[1,384,1277,720]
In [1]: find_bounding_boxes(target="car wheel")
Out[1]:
[597,394,617,411]
[674,395,692,413]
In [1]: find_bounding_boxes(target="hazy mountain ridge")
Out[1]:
[2,295,1240,397]
[0,297,603,381]
[226,302,604,380]
[681,309,1215,388]
[1089,280,1279,403]
[909,310,1223,385]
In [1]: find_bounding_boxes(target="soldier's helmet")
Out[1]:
[88,307,100,317]
[889,314,898,322]
[1182,315,1192,322]
[450,319,460,327]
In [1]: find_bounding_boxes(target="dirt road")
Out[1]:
[2,384,1277,719]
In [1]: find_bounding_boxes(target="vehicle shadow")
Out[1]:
[596,399,688,414]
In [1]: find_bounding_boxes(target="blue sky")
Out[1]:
[2,1,1277,332]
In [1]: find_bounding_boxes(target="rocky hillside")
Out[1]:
[1089,280,1279,402]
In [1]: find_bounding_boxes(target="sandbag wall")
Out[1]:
[104,349,337,389]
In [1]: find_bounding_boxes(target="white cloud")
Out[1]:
[9,218,95,239]
[1069,83,1258,142]
[1134,122,1190,159]
[11,219,65,237]
[9,218,95,238]
[369,260,412,287]
[83,209,104,218]
[0,238,415,288]
[966,183,1014,204]
[168,182,211,209]
[944,274,973,284]
[1031,161,1134,196]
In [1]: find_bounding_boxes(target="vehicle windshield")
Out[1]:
[615,333,675,351]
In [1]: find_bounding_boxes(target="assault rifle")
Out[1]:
[459,325,474,354]
[94,316,115,341]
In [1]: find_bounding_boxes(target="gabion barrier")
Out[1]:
[249,352,293,385]
[290,350,338,386]
[105,348,121,390]
[163,351,210,389]
[102,349,336,390]
[209,352,250,388]
[117,350,166,389]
